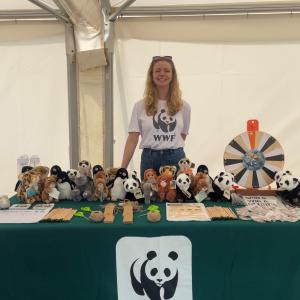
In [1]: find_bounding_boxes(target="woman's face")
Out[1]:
[152,60,173,88]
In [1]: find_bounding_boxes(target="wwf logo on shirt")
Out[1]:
[153,109,177,133]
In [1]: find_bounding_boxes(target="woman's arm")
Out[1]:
[121,132,140,169]
[181,133,187,141]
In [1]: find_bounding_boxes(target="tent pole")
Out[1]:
[101,0,114,169]
[27,0,69,23]
[65,23,80,169]
[109,0,136,21]
[119,3,300,17]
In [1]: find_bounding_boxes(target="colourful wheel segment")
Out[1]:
[224,131,284,188]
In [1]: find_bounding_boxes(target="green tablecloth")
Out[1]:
[1,196,300,300]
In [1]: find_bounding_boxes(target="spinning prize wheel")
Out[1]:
[224,120,284,188]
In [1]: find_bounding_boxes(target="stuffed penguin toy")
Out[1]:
[57,171,75,200]
[275,170,300,206]
[110,168,128,201]
[208,171,234,202]
[176,173,194,202]
[50,165,62,177]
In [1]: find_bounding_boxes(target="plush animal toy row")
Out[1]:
[142,161,236,203]
[15,158,236,204]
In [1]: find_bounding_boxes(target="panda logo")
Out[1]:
[153,109,177,133]
[130,250,179,300]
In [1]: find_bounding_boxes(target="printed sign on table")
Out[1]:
[116,236,193,300]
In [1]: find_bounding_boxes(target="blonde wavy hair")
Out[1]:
[144,57,183,116]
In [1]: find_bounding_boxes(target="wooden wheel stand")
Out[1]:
[235,188,277,196]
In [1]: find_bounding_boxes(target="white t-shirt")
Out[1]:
[128,99,191,150]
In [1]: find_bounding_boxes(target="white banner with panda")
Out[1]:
[116,236,193,300]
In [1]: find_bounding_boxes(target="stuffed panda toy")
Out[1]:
[176,173,194,202]
[124,172,144,202]
[66,169,78,187]
[153,109,177,133]
[275,170,300,206]
[274,170,292,186]
[208,171,234,202]
[110,168,128,201]
[130,250,179,300]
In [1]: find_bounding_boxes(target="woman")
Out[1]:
[121,56,191,179]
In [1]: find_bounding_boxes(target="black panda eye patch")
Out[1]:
[151,268,158,276]
[285,180,289,186]
[226,180,229,185]
[164,268,171,277]
[179,179,182,183]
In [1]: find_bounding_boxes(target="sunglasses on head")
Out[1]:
[152,56,173,61]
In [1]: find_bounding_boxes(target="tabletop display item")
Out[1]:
[142,168,158,204]
[236,201,300,222]
[1,203,53,223]
[224,120,284,189]
[33,203,55,210]
[177,157,195,177]
[0,195,10,209]
[192,170,210,203]
[122,201,133,224]
[157,165,177,202]
[89,210,104,222]
[176,173,193,202]
[208,171,235,202]
[123,171,144,202]
[166,203,211,221]
[42,208,77,222]
[144,204,161,222]
[103,203,116,224]
[274,170,300,207]
[206,206,237,220]
[10,203,31,210]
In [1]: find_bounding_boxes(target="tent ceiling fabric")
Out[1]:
[54,1,104,52]
[110,0,300,7]
[0,0,58,10]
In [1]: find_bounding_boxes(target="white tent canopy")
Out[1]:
[1,0,300,196]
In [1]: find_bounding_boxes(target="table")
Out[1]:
[1,196,300,300]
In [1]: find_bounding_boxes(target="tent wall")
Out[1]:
[78,67,105,166]
[113,14,300,181]
[0,21,68,196]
